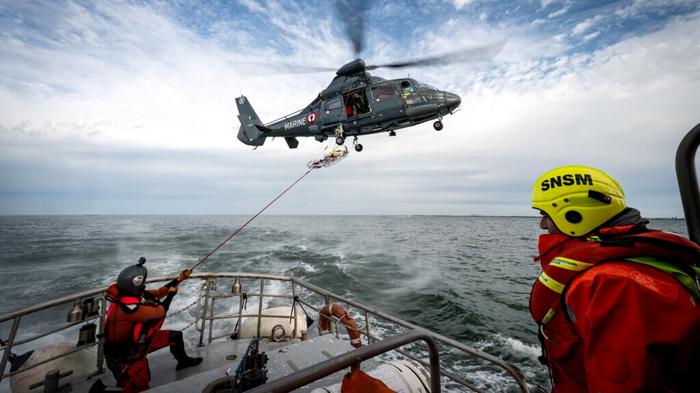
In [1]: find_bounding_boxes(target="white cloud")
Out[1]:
[572,15,603,36]
[540,0,557,8]
[386,11,700,217]
[547,7,568,18]
[552,33,567,43]
[583,31,600,41]
[0,1,346,152]
[238,0,266,14]
[453,0,475,9]
[615,0,699,18]
[1,3,699,217]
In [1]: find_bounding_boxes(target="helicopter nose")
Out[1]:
[446,92,461,111]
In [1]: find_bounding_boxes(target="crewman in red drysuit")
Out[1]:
[103,257,202,393]
[530,165,700,392]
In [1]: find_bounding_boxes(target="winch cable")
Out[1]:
[189,168,313,272]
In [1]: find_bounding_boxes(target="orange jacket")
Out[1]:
[104,284,170,343]
[530,228,700,392]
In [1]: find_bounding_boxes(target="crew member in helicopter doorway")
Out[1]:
[102,258,202,393]
[529,165,700,393]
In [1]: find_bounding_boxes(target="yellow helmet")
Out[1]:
[531,165,626,237]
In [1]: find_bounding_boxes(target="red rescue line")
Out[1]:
[189,169,313,271]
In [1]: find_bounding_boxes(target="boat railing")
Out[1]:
[290,277,534,393]
[245,331,442,393]
[0,286,108,385]
[0,272,534,392]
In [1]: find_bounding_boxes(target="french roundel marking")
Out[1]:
[306,112,317,124]
[238,97,246,104]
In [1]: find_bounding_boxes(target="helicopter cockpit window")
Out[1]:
[400,80,416,96]
[413,80,436,91]
[370,83,399,101]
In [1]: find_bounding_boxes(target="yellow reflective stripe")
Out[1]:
[626,257,700,300]
[541,308,556,325]
[550,257,593,271]
[539,271,565,294]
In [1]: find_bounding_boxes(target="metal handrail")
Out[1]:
[246,331,442,393]
[676,122,700,244]
[10,315,101,347]
[291,277,531,392]
[0,289,106,324]
[0,273,289,324]
[0,272,531,392]
[196,276,301,346]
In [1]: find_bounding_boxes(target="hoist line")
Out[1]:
[189,168,313,272]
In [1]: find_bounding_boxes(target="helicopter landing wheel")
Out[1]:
[389,130,396,136]
[354,143,363,152]
[433,121,443,131]
[335,136,345,145]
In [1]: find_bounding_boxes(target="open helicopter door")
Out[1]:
[344,89,371,118]
[320,96,347,126]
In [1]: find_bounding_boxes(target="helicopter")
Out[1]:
[236,58,462,152]
[235,0,500,152]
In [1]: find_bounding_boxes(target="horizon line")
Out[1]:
[0,214,687,220]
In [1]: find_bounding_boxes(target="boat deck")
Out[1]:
[70,335,361,392]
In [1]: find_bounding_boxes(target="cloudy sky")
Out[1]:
[1,0,699,217]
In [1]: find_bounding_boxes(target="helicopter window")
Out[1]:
[370,83,399,101]
[400,80,416,96]
[415,81,437,91]
[404,95,426,106]
[325,97,343,111]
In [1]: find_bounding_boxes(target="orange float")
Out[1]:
[318,304,362,348]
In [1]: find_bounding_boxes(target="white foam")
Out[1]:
[475,333,542,362]
[300,262,316,273]
[333,261,348,274]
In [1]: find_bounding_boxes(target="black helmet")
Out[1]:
[117,257,148,295]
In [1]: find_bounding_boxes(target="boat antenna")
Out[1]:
[189,169,313,271]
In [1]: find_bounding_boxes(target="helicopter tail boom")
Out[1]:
[236,96,267,147]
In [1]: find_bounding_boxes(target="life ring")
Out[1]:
[318,304,362,348]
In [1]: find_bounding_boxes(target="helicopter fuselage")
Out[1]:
[236,61,461,150]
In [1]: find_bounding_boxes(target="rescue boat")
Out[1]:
[0,273,533,393]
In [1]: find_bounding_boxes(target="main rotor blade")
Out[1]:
[238,62,337,75]
[336,0,369,57]
[366,42,506,70]
[272,65,339,74]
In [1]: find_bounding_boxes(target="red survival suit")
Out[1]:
[530,226,700,392]
[104,282,184,393]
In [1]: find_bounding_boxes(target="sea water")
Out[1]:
[0,215,688,392]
